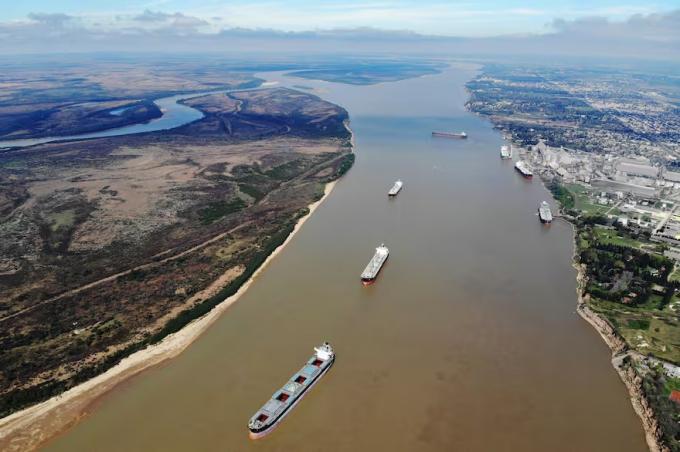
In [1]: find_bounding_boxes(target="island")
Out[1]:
[0,85,353,424]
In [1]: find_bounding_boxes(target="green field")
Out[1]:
[583,217,680,365]
[590,297,680,364]
[566,184,610,215]
[669,266,680,282]
[593,226,643,248]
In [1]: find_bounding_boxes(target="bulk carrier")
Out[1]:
[432,131,467,139]
[388,180,403,197]
[361,244,389,285]
[514,161,533,178]
[500,145,512,159]
[538,201,553,223]
[248,342,335,439]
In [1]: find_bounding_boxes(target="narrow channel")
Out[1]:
[0,88,255,149]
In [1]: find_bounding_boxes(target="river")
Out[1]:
[0,87,267,149]
[43,63,647,451]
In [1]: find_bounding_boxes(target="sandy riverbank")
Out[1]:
[0,179,339,452]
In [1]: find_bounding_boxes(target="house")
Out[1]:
[670,390,680,405]
[651,284,665,295]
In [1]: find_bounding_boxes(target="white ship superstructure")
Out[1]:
[500,145,512,159]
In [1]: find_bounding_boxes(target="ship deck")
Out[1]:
[249,355,332,431]
[361,254,388,278]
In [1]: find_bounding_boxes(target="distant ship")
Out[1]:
[432,131,467,139]
[361,244,389,285]
[538,201,553,223]
[500,145,512,159]
[388,180,403,197]
[248,342,335,439]
[514,161,533,178]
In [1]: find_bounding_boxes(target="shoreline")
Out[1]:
[0,177,341,452]
[561,185,668,452]
[466,66,668,449]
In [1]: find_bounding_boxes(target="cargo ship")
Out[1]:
[361,244,389,285]
[388,180,403,197]
[514,161,533,178]
[432,131,467,139]
[248,342,335,439]
[538,201,553,223]
[500,145,512,159]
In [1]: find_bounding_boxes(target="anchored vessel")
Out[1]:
[432,131,467,139]
[388,180,403,197]
[539,201,553,223]
[514,161,533,178]
[500,145,512,159]
[248,342,335,439]
[361,244,389,285]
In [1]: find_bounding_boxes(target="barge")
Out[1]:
[361,244,389,285]
[432,131,467,139]
[515,161,533,178]
[388,180,403,197]
[539,201,553,223]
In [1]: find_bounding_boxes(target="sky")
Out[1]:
[1,1,679,59]
[3,0,679,36]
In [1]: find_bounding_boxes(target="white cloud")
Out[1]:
[199,3,544,35]
[27,12,76,27]
[548,9,680,43]
[133,9,177,22]
[0,8,677,61]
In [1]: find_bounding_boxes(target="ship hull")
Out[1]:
[249,357,335,440]
[515,167,533,178]
[432,132,467,139]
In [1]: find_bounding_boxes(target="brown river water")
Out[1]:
[44,63,647,451]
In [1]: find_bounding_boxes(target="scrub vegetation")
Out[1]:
[0,85,353,417]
